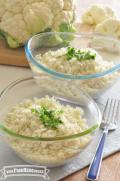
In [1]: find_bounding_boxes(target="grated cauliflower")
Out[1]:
[0,0,75,48]
[5,96,91,166]
[36,47,114,75]
[33,47,119,97]
[81,4,116,26]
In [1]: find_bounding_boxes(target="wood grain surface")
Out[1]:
[61,152,120,181]
[0,40,28,67]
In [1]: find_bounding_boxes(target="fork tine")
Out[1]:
[102,99,113,123]
[103,98,120,125]
[110,99,117,124]
[102,99,110,121]
[113,100,120,124]
[107,99,115,124]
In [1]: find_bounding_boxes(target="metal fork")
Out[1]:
[87,98,120,181]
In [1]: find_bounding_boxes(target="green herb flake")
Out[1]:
[31,106,63,129]
[66,47,96,61]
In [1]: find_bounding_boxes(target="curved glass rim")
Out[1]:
[0,77,101,141]
[25,32,120,80]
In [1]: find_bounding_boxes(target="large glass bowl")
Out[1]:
[25,32,120,98]
[0,77,101,167]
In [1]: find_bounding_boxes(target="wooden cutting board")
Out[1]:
[0,39,29,67]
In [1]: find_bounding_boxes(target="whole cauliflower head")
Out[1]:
[95,18,120,39]
[0,0,75,48]
[81,5,116,26]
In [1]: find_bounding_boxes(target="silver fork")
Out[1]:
[87,98,120,181]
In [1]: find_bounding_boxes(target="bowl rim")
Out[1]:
[0,77,101,141]
[25,32,120,80]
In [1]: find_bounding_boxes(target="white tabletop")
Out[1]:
[0,66,32,92]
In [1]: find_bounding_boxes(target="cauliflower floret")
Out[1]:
[0,0,5,20]
[4,0,27,14]
[95,18,120,39]
[53,10,74,30]
[45,0,64,15]
[63,0,74,10]
[0,12,31,44]
[81,5,116,26]
[23,2,53,34]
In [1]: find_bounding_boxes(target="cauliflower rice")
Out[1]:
[36,47,114,75]
[33,47,118,97]
[4,96,91,165]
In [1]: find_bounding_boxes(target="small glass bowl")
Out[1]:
[25,32,120,98]
[0,77,101,167]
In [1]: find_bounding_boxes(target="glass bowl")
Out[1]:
[0,77,101,167]
[25,32,120,98]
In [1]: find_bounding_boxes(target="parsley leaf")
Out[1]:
[66,47,96,61]
[31,106,63,129]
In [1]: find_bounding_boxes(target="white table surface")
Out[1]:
[0,65,32,90]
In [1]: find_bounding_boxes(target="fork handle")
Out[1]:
[87,128,108,180]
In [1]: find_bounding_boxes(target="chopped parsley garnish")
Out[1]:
[66,47,96,61]
[31,106,63,129]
